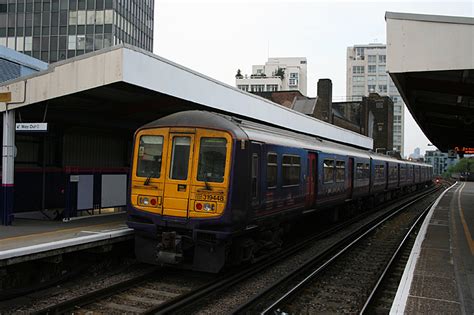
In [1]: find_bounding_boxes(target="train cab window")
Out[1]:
[136,135,163,178]
[170,136,191,180]
[282,155,301,186]
[197,137,227,183]
[336,161,345,182]
[323,159,334,183]
[252,154,259,198]
[266,153,278,188]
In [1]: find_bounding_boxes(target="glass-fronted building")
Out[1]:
[0,0,154,64]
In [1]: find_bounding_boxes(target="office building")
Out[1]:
[236,57,307,96]
[0,0,154,64]
[346,43,404,155]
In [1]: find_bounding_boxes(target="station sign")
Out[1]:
[454,146,474,155]
[0,92,11,102]
[16,123,48,132]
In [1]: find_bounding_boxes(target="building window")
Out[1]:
[289,78,297,86]
[353,76,365,82]
[266,84,278,92]
[355,47,364,57]
[368,55,376,63]
[379,55,386,63]
[378,85,387,93]
[290,73,298,79]
[368,65,376,73]
[367,85,376,93]
[237,85,249,92]
[378,65,386,73]
[367,75,376,83]
[250,85,264,92]
[352,85,364,95]
[352,66,364,74]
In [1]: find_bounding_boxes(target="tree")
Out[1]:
[443,157,474,178]
[275,67,285,79]
[235,69,243,79]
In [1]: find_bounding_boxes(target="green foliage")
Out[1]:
[235,69,243,78]
[275,67,285,79]
[443,157,474,178]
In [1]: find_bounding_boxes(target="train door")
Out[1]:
[306,152,317,208]
[250,142,262,210]
[347,157,354,199]
[163,131,195,218]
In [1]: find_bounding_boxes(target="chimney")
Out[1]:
[315,79,332,122]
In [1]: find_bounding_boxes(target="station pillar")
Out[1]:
[1,109,15,225]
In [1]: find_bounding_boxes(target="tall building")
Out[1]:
[236,57,307,96]
[346,43,404,156]
[0,0,154,64]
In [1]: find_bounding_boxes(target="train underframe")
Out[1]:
[134,182,432,273]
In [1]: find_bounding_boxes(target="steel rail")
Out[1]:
[32,267,161,315]
[358,199,434,314]
[149,187,438,315]
[233,186,439,314]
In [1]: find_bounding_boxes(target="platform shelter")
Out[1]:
[0,45,373,225]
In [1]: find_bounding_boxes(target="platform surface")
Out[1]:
[392,182,474,314]
[0,212,132,265]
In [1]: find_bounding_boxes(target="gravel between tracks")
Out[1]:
[189,188,442,314]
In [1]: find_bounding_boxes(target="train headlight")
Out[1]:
[203,203,214,211]
[138,195,159,207]
[195,201,216,212]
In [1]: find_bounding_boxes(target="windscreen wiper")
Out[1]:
[144,171,154,186]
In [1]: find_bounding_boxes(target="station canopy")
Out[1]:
[0,44,373,150]
[386,12,474,152]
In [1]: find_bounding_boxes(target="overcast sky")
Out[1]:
[153,0,473,157]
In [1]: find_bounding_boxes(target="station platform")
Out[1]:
[0,212,133,267]
[392,182,474,314]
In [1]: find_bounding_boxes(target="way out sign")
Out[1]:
[16,123,48,132]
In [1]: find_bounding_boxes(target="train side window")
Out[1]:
[282,154,301,186]
[252,154,259,198]
[356,162,369,180]
[266,152,277,189]
[323,159,334,183]
[375,164,385,181]
[336,161,345,182]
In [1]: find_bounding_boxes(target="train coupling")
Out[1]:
[156,231,183,265]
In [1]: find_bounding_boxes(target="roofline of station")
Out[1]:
[0,44,373,150]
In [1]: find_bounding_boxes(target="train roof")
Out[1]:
[140,111,431,167]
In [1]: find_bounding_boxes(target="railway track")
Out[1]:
[234,186,442,314]
[26,186,439,314]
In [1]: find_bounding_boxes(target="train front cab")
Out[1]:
[128,126,235,272]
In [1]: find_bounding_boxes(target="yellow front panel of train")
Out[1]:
[131,128,168,214]
[131,127,232,219]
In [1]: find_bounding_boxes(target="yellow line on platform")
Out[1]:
[458,182,474,256]
[0,221,125,244]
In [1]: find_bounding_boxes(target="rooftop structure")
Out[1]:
[236,57,308,95]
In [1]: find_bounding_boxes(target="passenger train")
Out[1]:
[127,111,433,273]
